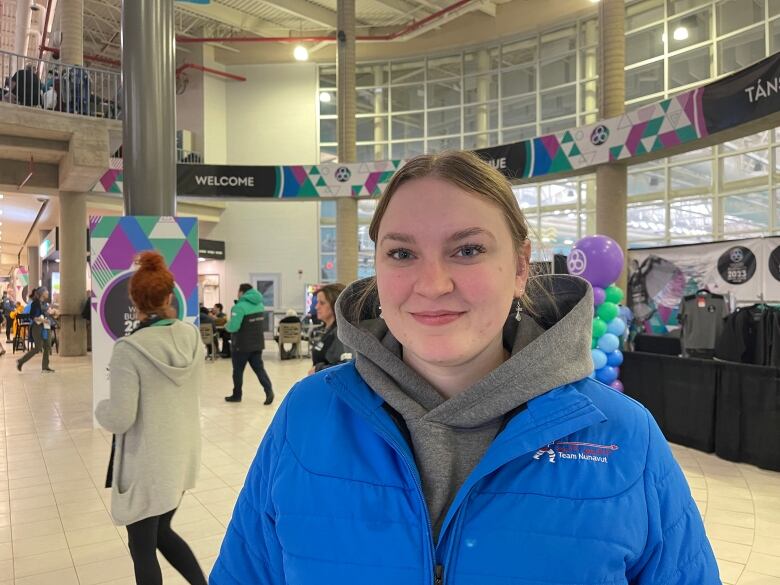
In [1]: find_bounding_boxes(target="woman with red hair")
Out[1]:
[96,251,207,585]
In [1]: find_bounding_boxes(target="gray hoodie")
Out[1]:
[336,274,594,540]
[95,320,205,525]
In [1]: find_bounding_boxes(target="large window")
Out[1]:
[318,0,780,266]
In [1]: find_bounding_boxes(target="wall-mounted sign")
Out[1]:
[39,227,58,260]
[198,238,226,260]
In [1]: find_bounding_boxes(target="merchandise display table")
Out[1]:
[622,351,780,472]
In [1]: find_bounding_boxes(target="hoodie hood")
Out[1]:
[240,288,264,306]
[336,274,595,428]
[117,321,203,386]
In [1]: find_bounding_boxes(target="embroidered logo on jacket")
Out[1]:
[534,441,619,464]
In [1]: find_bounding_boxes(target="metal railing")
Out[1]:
[0,49,121,120]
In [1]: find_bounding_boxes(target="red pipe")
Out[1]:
[37,0,54,61]
[84,54,121,66]
[175,63,246,81]
[177,35,335,44]
[176,0,476,44]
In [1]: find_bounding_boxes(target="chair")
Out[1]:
[199,323,217,361]
[278,322,303,359]
[13,316,31,354]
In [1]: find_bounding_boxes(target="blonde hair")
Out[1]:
[358,150,537,317]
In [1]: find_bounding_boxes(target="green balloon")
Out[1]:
[592,317,608,339]
[597,302,619,323]
[591,337,598,349]
[605,285,624,305]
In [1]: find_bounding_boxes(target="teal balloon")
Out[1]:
[605,285,624,304]
[592,317,608,338]
[597,302,619,323]
[607,317,626,336]
[591,349,608,370]
[597,332,620,354]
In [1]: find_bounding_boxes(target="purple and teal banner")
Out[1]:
[89,216,199,420]
[92,51,780,198]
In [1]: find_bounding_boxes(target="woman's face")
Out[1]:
[316,292,334,324]
[376,176,530,368]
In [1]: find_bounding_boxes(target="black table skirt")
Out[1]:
[622,352,780,472]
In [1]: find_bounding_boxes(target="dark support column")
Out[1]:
[121,0,177,216]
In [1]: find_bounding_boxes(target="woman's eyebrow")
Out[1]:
[380,233,416,245]
[448,227,496,242]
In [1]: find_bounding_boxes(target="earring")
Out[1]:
[378,305,384,320]
[514,299,524,322]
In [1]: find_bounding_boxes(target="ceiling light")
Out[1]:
[293,45,309,61]
[673,26,689,41]
[0,194,4,199]
[319,91,331,103]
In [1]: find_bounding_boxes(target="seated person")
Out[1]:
[212,303,230,357]
[11,66,43,107]
[309,284,352,374]
[276,309,302,359]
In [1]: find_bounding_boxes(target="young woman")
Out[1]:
[95,251,207,585]
[16,286,53,372]
[211,151,719,585]
[308,283,350,374]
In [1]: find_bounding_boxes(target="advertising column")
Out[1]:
[89,216,198,416]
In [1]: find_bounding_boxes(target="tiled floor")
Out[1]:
[0,349,779,584]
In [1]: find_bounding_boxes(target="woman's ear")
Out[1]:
[514,239,532,297]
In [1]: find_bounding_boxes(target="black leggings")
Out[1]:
[126,508,207,585]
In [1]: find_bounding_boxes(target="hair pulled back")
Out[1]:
[129,251,175,316]
[355,150,538,318]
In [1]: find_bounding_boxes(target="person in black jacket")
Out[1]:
[309,283,351,374]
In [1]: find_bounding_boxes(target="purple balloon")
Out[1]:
[593,286,606,306]
[567,235,625,288]
[610,380,624,392]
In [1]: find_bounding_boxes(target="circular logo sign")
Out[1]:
[769,245,780,282]
[100,272,183,340]
[590,125,610,146]
[717,246,756,285]
[334,167,352,182]
[567,249,588,276]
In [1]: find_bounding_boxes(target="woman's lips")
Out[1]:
[410,311,465,326]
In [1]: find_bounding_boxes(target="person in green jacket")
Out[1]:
[224,283,274,405]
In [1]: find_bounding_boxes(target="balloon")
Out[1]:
[591,349,608,370]
[593,286,606,306]
[591,337,598,349]
[619,305,633,324]
[588,371,596,379]
[605,285,624,304]
[607,317,626,337]
[595,366,618,385]
[597,302,619,323]
[610,380,624,392]
[567,235,625,288]
[592,317,608,339]
[607,349,624,367]
[597,333,620,354]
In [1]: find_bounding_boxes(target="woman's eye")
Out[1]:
[455,244,486,258]
[388,248,414,261]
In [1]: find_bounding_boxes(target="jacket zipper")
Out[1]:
[371,425,439,585]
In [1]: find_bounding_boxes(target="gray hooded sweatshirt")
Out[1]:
[95,320,205,526]
[336,274,594,540]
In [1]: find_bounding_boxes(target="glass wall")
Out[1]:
[318,0,780,280]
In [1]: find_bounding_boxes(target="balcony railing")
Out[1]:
[0,49,121,120]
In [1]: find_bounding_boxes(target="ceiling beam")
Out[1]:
[379,0,425,16]
[176,2,283,37]
[255,0,337,29]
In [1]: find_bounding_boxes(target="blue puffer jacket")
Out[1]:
[210,363,720,585]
